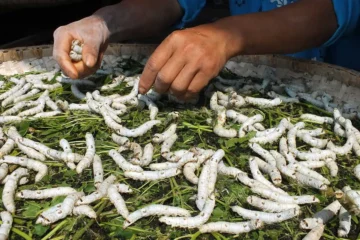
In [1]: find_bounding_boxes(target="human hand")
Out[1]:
[139,24,236,100]
[53,15,110,79]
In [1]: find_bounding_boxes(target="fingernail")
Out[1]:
[85,55,95,67]
[139,87,146,94]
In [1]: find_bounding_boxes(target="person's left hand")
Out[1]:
[138,24,235,100]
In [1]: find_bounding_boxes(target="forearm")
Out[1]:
[211,0,338,58]
[93,0,183,42]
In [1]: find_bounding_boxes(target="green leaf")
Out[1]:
[22,202,42,218]
[19,121,30,136]
[33,224,50,237]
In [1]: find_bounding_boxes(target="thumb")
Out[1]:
[82,40,101,68]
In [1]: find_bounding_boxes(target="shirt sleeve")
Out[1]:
[322,0,360,47]
[173,0,207,29]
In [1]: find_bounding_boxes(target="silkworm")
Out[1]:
[298,133,328,149]
[153,124,177,143]
[114,183,133,193]
[111,134,130,147]
[254,157,282,185]
[338,206,351,238]
[37,192,84,225]
[33,82,62,91]
[72,205,97,219]
[76,175,116,205]
[238,114,264,137]
[353,141,360,157]
[149,151,195,171]
[298,93,325,109]
[244,96,282,108]
[116,120,161,138]
[0,211,12,240]
[231,206,299,224]
[249,143,277,167]
[214,109,237,138]
[210,92,225,113]
[3,167,29,213]
[294,172,327,190]
[300,114,333,124]
[16,187,77,199]
[251,187,320,204]
[76,133,95,174]
[107,184,129,218]
[0,163,8,181]
[295,149,336,162]
[0,156,47,182]
[161,133,177,158]
[247,196,300,213]
[288,163,330,184]
[123,204,191,229]
[297,128,325,137]
[324,158,338,177]
[2,82,32,107]
[226,110,265,130]
[327,120,355,155]
[250,118,290,144]
[228,91,246,108]
[0,116,22,124]
[18,98,45,117]
[0,139,15,158]
[112,77,139,103]
[267,91,299,103]
[124,168,181,181]
[300,200,341,229]
[343,186,360,211]
[100,75,125,91]
[302,224,325,240]
[287,122,305,153]
[298,160,325,169]
[159,193,215,228]
[199,219,263,234]
[93,155,103,188]
[108,150,143,172]
[0,79,25,100]
[138,94,158,120]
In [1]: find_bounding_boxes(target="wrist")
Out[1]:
[92,6,117,40]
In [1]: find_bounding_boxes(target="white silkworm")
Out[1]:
[30,111,62,119]
[287,122,305,153]
[161,133,177,157]
[279,137,288,155]
[353,141,360,157]
[338,206,351,237]
[111,134,130,147]
[217,160,246,179]
[228,91,246,108]
[76,133,95,174]
[45,97,60,111]
[254,157,282,185]
[327,120,355,155]
[100,75,125,91]
[93,155,103,188]
[302,224,324,240]
[71,84,86,100]
[334,122,346,137]
[116,120,161,138]
[249,143,277,167]
[238,114,264,137]
[33,82,62,91]
[107,184,129,218]
[298,133,328,149]
[2,101,36,116]
[129,142,143,160]
[298,93,325,108]
[324,158,338,177]
[210,92,225,113]
[251,187,320,204]
[0,139,15,158]
[16,187,77,199]
[199,219,263,234]
[0,163,8,181]
[214,81,239,93]
[183,162,199,184]
[138,94,158,120]
[37,192,84,225]
[343,186,360,211]
[124,168,181,181]
[149,152,195,170]
[244,96,282,108]
[295,149,336,162]
[152,124,177,143]
[0,79,25,100]
[109,150,143,172]
[72,205,97,219]
[131,143,154,167]
[114,183,133,193]
[3,168,29,213]
[294,172,327,190]
[300,200,341,229]
[112,77,139,103]
[0,211,12,240]
[231,206,299,224]
[77,175,116,205]
[0,116,22,124]
[288,163,330,184]
[297,128,325,137]
[214,109,237,138]
[92,90,112,104]
[123,204,191,228]
[299,161,325,169]
[247,196,299,212]
[68,103,90,112]
[300,114,333,124]
[250,118,289,144]
[2,82,32,107]
[226,110,265,130]
[159,193,215,228]
[18,98,45,117]
[196,149,224,210]
[249,157,286,195]
[1,156,47,182]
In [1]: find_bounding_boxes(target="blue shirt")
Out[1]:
[175,0,360,71]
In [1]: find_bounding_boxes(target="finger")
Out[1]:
[53,30,79,79]
[82,38,102,68]
[182,72,209,100]
[168,64,198,97]
[139,39,174,94]
[153,55,186,94]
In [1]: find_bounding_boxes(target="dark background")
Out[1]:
[0,0,230,49]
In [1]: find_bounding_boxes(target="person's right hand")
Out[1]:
[53,15,110,79]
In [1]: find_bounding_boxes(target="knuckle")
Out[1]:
[146,59,160,73]
[169,30,184,42]
[156,71,172,84]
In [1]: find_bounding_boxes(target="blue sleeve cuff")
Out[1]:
[322,0,360,47]
[173,0,206,29]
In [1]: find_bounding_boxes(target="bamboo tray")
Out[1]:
[0,43,359,107]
